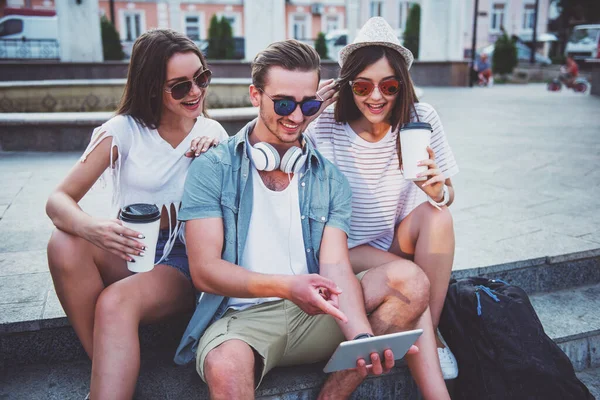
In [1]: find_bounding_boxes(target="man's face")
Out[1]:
[251,66,319,145]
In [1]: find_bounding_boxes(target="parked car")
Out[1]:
[565,24,600,63]
[0,9,59,59]
[481,41,552,65]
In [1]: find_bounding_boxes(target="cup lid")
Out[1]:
[120,203,161,223]
[400,122,433,131]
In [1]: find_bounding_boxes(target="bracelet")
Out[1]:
[427,184,450,210]
[353,333,375,340]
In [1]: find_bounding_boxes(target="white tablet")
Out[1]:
[323,329,423,373]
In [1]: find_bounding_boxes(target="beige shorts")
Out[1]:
[196,299,346,387]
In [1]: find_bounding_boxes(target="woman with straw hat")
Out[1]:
[308,17,458,398]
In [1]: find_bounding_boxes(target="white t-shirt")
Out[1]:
[227,166,308,310]
[81,114,228,262]
[305,103,458,251]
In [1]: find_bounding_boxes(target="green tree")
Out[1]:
[492,33,518,75]
[314,32,328,60]
[207,14,221,59]
[403,4,421,58]
[100,16,124,61]
[219,17,235,59]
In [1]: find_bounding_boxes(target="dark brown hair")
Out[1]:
[251,39,321,89]
[334,45,419,168]
[335,46,418,130]
[116,29,209,129]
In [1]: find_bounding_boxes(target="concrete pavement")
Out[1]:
[0,83,599,332]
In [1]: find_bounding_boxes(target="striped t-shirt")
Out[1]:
[305,102,458,251]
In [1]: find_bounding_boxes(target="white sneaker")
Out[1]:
[437,330,459,380]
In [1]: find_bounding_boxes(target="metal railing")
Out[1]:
[0,39,60,60]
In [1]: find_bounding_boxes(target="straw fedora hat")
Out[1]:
[338,17,414,70]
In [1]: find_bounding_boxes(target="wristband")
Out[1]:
[353,333,375,340]
[427,184,449,210]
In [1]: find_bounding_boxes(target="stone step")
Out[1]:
[576,367,600,399]
[1,270,598,399]
[0,351,422,400]
[1,252,599,369]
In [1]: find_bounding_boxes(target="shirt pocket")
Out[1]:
[308,206,329,258]
[220,192,238,244]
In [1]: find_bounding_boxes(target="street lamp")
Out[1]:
[469,0,480,87]
[530,0,540,64]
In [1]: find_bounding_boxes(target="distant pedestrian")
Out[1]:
[559,56,580,88]
[307,16,460,392]
[45,29,227,399]
[476,53,493,86]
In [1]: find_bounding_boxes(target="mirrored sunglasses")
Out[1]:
[165,69,212,100]
[260,89,323,117]
[349,78,401,97]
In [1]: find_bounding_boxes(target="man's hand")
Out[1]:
[354,345,419,378]
[285,274,348,323]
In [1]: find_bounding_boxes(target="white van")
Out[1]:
[0,14,59,59]
[565,24,600,63]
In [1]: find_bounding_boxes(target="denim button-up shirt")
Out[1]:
[174,119,352,365]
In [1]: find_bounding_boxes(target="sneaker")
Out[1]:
[437,330,459,380]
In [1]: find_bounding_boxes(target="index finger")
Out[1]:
[314,293,347,322]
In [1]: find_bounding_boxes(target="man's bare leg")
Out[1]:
[318,259,450,400]
[204,339,256,400]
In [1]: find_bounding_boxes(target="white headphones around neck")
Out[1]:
[248,141,308,174]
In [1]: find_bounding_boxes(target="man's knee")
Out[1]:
[387,261,431,320]
[204,340,256,391]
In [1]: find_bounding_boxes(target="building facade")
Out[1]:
[3,0,553,60]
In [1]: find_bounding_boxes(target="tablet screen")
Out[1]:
[323,329,423,373]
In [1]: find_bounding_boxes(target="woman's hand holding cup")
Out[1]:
[415,146,445,202]
[84,218,146,262]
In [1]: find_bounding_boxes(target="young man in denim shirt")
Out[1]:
[175,40,436,399]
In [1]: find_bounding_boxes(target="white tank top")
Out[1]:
[81,114,228,263]
[227,166,308,310]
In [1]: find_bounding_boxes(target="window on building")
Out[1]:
[370,1,384,17]
[185,15,202,40]
[325,15,339,33]
[523,4,535,30]
[124,12,142,41]
[398,1,415,31]
[293,14,308,39]
[490,3,505,32]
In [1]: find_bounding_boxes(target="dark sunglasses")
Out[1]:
[349,77,401,97]
[165,69,212,100]
[259,89,323,117]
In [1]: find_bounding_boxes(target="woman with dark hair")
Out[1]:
[45,29,227,398]
[308,17,458,397]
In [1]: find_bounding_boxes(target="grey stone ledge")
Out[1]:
[0,78,252,88]
[0,108,258,126]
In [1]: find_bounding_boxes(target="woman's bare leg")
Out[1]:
[390,203,455,328]
[90,265,194,400]
[47,229,131,358]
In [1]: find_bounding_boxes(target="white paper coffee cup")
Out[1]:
[400,122,433,181]
[119,203,161,273]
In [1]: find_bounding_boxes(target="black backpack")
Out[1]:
[439,277,595,400]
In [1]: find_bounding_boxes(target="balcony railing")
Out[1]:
[0,39,60,60]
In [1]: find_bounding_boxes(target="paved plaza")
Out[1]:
[0,83,599,329]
